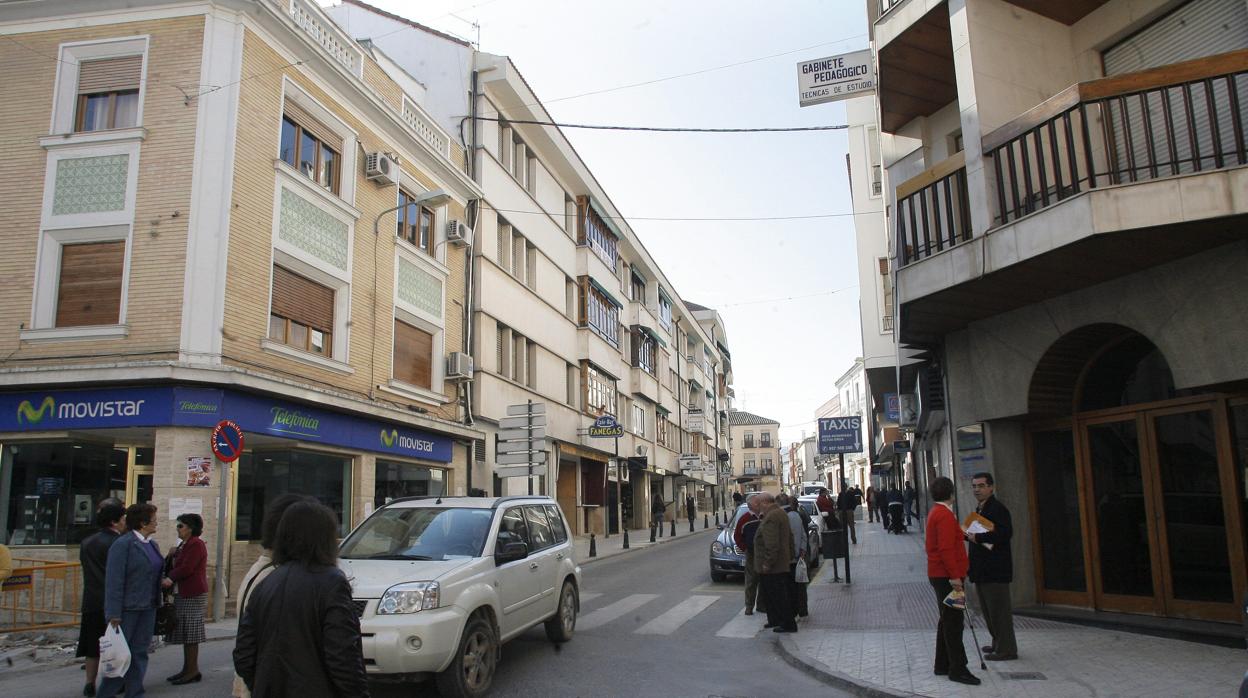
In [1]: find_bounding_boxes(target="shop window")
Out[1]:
[393,318,434,390]
[75,56,141,132]
[269,264,334,357]
[396,189,434,255]
[1,442,124,545]
[374,460,444,507]
[279,105,341,194]
[55,240,125,327]
[235,450,351,539]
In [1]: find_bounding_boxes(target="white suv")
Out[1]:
[338,495,581,697]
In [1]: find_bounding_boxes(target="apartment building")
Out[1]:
[728,410,781,494]
[869,0,1248,627]
[326,0,735,537]
[0,0,484,602]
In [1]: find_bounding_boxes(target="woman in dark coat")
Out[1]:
[163,513,208,684]
[233,500,368,697]
[76,500,125,697]
[99,503,163,698]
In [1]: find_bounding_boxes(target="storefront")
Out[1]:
[0,383,466,595]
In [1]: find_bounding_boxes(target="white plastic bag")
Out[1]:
[99,623,131,678]
[794,558,809,584]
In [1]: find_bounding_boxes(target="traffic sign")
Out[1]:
[496,464,548,479]
[211,420,245,462]
[497,451,547,466]
[498,427,547,441]
[507,403,546,416]
[499,415,547,430]
[497,436,547,455]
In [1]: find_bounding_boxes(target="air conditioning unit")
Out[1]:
[446,352,474,381]
[365,152,397,184]
[446,220,473,247]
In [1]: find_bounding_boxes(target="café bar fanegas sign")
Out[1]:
[0,386,453,462]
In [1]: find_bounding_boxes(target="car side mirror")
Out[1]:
[494,540,528,565]
[716,523,726,531]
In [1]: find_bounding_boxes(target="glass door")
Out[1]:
[1147,405,1239,621]
[1081,415,1163,614]
[121,446,154,506]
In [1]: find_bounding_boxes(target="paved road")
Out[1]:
[0,529,847,697]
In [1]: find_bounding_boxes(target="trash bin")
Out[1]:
[821,529,847,559]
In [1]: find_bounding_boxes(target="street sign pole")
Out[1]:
[840,452,851,585]
[527,399,533,496]
[212,456,229,621]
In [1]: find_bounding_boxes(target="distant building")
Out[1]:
[727,410,781,494]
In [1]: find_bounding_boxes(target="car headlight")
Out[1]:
[711,541,727,555]
[377,581,440,614]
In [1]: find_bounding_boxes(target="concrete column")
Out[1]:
[151,427,221,616]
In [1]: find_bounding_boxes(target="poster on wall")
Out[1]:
[73,494,93,523]
[186,456,212,487]
[168,497,203,520]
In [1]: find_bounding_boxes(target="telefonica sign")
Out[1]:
[797,49,875,108]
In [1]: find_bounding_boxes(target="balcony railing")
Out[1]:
[985,50,1248,226]
[896,152,971,266]
[744,466,759,476]
[879,0,906,16]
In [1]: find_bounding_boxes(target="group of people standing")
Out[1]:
[867,482,918,533]
[733,492,810,633]
[76,499,208,697]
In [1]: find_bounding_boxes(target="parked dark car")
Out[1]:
[709,501,821,582]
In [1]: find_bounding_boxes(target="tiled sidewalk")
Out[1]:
[782,522,1245,697]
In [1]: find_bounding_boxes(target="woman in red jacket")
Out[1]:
[925,477,979,686]
[163,513,208,685]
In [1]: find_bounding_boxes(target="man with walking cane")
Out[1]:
[925,476,981,686]
[966,472,1018,661]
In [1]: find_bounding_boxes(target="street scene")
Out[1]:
[1,0,1247,696]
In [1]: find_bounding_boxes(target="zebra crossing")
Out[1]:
[574,589,775,639]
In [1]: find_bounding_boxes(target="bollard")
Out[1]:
[649,522,657,543]
[670,519,676,537]
[589,532,597,557]
[623,527,630,550]
[704,514,709,529]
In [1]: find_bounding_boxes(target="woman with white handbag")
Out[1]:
[98,503,164,698]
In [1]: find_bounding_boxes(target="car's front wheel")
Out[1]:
[544,579,577,643]
[436,615,497,698]
[710,570,728,582]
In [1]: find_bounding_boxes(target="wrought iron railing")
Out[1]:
[896,153,971,266]
[984,50,1248,225]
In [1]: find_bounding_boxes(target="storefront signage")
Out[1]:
[683,409,704,434]
[588,415,624,438]
[797,48,875,108]
[0,386,453,462]
[818,416,863,455]
[211,420,245,463]
[884,393,900,423]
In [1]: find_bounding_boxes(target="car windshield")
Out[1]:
[798,502,818,517]
[340,507,493,561]
[801,485,822,495]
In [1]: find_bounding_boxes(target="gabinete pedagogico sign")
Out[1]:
[797,48,875,107]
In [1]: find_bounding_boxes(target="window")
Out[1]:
[374,461,444,506]
[669,369,680,394]
[745,458,756,472]
[496,323,512,377]
[393,318,434,390]
[658,293,673,330]
[544,504,568,543]
[397,189,434,254]
[55,241,125,327]
[74,56,141,132]
[629,272,646,303]
[867,125,883,196]
[280,107,341,193]
[565,277,576,320]
[566,363,578,405]
[499,507,529,546]
[631,326,656,375]
[525,505,556,551]
[632,402,647,438]
[580,277,621,348]
[236,450,351,538]
[583,362,616,416]
[564,195,576,235]
[269,265,334,357]
[762,457,774,475]
[703,348,714,376]
[760,432,772,448]
[498,120,512,169]
[879,257,894,332]
[1,442,135,545]
[496,216,512,270]
[744,431,755,449]
[580,202,618,270]
[657,416,672,449]
[513,332,535,387]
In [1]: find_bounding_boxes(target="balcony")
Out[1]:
[743,466,759,477]
[875,2,956,133]
[896,51,1248,344]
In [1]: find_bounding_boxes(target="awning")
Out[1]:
[638,325,667,348]
[557,441,612,462]
[588,277,623,308]
[716,341,731,359]
[656,405,671,417]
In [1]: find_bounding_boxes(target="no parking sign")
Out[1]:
[211,420,244,462]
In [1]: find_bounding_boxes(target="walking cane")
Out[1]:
[962,581,988,671]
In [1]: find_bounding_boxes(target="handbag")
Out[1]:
[794,557,809,584]
[99,623,131,678]
[154,592,178,636]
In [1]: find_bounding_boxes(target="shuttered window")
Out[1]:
[75,55,141,132]
[55,241,124,327]
[269,265,334,357]
[393,319,433,389]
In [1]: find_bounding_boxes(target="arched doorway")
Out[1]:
[1026,325,1247,622]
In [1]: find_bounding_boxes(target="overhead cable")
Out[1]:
[473,115,846,133]
[487,206,856,222]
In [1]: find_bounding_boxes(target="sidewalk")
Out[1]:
[573,519,716,565]
[779,522,1244,697]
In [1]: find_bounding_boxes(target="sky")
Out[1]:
[320,0,872,450]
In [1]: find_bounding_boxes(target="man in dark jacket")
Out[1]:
[836,484,858,544]
[966,472,1017,661]
[904,481,918,525]
[754,493,796,633]
[77,499,125,696]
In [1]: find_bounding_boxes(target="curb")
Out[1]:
[0,632,239,679]
[774,634,917,698]
[577,527,714,566]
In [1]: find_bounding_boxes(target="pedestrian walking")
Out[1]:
[233,500,369,697]
[98,503,164,698]
[780,495,809,620]
[232,493,308,698]
[76,500,125,697]
[836,484,858,544]
[686,495,696,527]
[814,487,835,531]
[877,487,890,529]
[904,481,918,525]
[651,493,666,527]
[162,513,208,685]
[967,472,1018,661]
[866,485,877,523]
[926,477,980,686]
[754,493,796,633]
[888,485,906,534]
[733,496,766,615]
